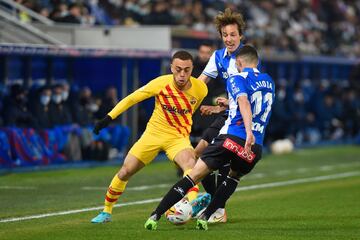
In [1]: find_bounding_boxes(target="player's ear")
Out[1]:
[236,58,242,72]
[170,64,175,74]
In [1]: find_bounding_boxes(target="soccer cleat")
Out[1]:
[208,208,227,223]
[91,212,112,223]
[196,219,208,230]
[191,193,211,217]
[144,217,158,230]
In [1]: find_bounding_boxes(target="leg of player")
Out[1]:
[144,158,212,230]
[197,169,240,228]
[206,163,230,223]
[173,148,199,202]
[195,139,217,196]
[91,153,145,223]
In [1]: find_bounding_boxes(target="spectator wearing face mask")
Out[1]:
[73,86,97,127]
[49,84,72,127]
[32,86,52,129]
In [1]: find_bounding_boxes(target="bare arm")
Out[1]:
[237,95,255,154]
[197,73,211,84]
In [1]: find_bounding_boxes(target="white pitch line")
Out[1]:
[235,171,360,192]
[64,162,360,192]
[0,171,359,223]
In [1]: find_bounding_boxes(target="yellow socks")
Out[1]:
[183,169,199,202]
[103,174,128,214]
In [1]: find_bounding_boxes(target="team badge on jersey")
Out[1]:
[190,97,197,105]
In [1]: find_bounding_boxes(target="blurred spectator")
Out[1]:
[4,84,37,128]
[96,86,119,120]
[144,1,175,25]
[74,86,97,126]
[192,42,214,78]
[32,85,52,129]
[340,88,359,138]
[55,3,82,24]
[49,84,72,127]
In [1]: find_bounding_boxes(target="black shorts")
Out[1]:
[201,134,262,177]
[201,114,227,143]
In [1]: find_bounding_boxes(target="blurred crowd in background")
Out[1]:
[0,81,129,166]
[8,0,360,57]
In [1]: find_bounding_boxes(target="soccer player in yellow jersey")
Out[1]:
[91,50,208,223]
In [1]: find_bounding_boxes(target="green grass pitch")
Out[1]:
[0,145,359,240]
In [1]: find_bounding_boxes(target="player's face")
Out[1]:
[171,58,193,89]
[221,24,242,54]
[198,45,213,63]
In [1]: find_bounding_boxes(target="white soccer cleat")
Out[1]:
[207,208,227,223]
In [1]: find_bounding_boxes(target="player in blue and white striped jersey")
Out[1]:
[194,8,249,222]
[145,45,275,231]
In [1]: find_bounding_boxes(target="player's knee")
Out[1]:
[228,169,242,180]
[118,166,132,180]
[182,158,196,170]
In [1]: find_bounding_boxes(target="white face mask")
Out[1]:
[62,91,69,101]
[40,95,51,106]
[87,103,99,113]
[52,94,62,104]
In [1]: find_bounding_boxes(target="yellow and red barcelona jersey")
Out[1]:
[108,74,208,137]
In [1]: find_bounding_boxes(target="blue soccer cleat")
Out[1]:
[91,212,112,223]
[191,193,211,217]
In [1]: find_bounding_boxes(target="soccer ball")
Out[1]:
[270,139,294,155]
[165,198,193,225]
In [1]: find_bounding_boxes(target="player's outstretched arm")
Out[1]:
[237,96,255,154]
[93,86,153,134]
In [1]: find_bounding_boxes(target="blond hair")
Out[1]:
[214,8,245,36]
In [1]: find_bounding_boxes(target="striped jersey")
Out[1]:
[219,68,275,145]
[108,74,208,137]
[203,44,244,83]
[203,44,261,84]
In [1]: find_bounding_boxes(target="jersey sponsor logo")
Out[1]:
[222,138,255,163]
[162,104,190,115]
[221,71,229,79]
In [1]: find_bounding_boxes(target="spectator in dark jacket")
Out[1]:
[5,84,36,128]
[49,84,72,127]
[32,85,52,129]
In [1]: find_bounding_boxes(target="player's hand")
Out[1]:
[244,131,255,155]
[93,115,113,135]
[215,97,229,107]
[200,105,225,115]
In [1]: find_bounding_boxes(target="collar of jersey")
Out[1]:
[222,43,244,58]
[242,67,260,73]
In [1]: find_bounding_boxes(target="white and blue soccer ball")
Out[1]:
[165,198,193,225]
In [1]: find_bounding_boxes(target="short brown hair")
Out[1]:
[171,50,193,63]
[214,8,245,36]
[236,45,258,64]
